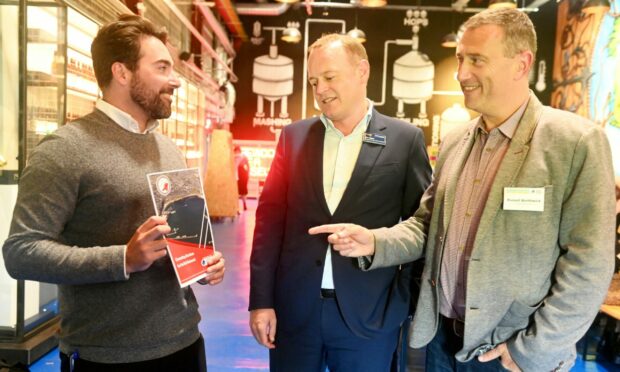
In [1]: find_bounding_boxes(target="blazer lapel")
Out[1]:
[441,126,477,232]
[474,95,544,246]
[305,120,331,216]
[332,111,386,219]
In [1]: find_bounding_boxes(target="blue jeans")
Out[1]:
[426,316,507,372]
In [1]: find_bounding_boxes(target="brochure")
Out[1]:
[147,168,215,287]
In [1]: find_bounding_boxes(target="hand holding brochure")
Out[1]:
[147,168,215,287]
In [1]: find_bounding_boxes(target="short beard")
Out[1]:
[129,73,173,120]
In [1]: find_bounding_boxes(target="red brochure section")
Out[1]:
[167,238,215,287]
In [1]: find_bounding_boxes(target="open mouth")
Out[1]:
[461,84,480,92]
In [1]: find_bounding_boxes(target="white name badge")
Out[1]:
[503,187,545,212]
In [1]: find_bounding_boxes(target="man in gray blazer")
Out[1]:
[310,8,616,372]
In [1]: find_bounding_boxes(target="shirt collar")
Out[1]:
[320,99,373,137]
[475,97,529,139]
[95,99,159,134]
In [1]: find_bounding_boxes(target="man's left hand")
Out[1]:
[478,343,521,372]
[198,251,225,285]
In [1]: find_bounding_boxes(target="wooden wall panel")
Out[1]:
[204,129,239,217]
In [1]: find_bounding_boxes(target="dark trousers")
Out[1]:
[60,335,206,372]
[426,316,506,372]
[391,316,411,372]
[269,295,400,372]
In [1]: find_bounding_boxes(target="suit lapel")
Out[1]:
[306,120,331,216]
[441,127,477,232]
[473,95,544,246]
[332,111,386,219]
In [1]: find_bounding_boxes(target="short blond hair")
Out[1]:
[308,33,368,64]
[463,8,537,58]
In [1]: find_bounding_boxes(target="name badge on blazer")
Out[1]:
[363,133,386,146]
[503,187,545,212]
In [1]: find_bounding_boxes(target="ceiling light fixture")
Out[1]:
[347,8,367,43]
[281,22,302,43]
[347,27,367,43]
[488,0,517,9]
[361,0,387,7]
[441,32,457,48]
[442,4,458,48]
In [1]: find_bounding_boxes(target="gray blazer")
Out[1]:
[370,94,616,372]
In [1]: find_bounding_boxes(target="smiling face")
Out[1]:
[456,24,530,127]
[307,40,369,128]
[129,36,180,120]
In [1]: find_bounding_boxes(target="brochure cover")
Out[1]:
[147,168,215,287]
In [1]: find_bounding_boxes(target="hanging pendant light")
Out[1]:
[281,25,302,43]
[441,32,458,48]
[361,0,387,7]
[488,0,517,9]
[347,27,367,43]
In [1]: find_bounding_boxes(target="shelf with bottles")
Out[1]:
[27,27,57,45]
[67,8,98,58]
[26,71,59,88]
[159,73,206,168]
[175,80,189,124]
[66,48,96,83]
[66,90,97,122]
[186,84,198,127]
[26,32,61,89]
[66,8,99,122]
[174,121,189,150]
[66,56,98,102]
[24,6,64,161]
[26,83,61,158]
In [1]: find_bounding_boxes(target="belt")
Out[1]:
[441,315,464,338]
[320,288,336,298]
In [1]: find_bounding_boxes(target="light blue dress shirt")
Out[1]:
[320,100,373,289]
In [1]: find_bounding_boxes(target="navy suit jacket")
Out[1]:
[249,109,432,338]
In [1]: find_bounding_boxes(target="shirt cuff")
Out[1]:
[357,255,374,270]
[123,245,129,279]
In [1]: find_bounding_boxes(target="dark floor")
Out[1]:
[29,199,619,371]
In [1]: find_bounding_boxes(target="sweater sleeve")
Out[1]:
[2,132,128,285]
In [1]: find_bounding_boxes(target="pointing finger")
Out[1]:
[308,224,347,235]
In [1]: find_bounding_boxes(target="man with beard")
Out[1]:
[2,15,225,371]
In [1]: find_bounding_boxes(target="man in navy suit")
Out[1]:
[248,33,432,371]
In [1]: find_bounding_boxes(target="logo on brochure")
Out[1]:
[156,176,171,196]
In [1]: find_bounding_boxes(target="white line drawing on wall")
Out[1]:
[251,21,298,122]
[535,60,547,92]
[301,19,347,120]
[373,9,435,127]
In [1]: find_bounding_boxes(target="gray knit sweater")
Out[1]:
[2,110,201,363]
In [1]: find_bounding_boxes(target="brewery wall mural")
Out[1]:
[251,21,297,125]
[551,0,620,186]
[230,3,558,148]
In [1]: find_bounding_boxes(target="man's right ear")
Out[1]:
[111,62,131,86]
